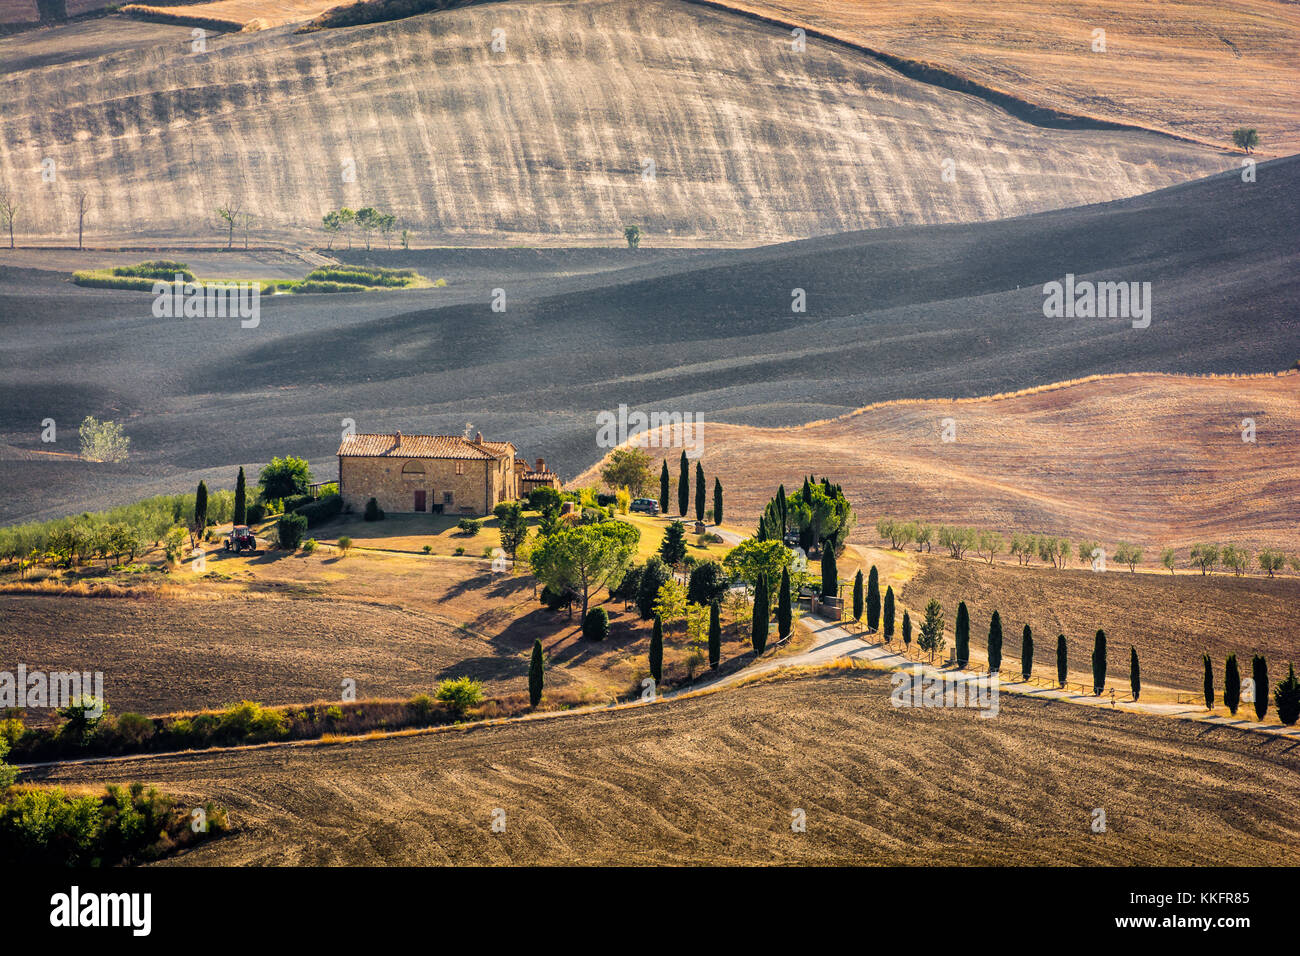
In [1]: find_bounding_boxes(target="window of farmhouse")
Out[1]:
[444,492,453,505]
[455,461,464,475]
[401,460,425,479]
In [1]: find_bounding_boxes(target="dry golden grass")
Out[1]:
[120,0,340,30]
[0,0,1228,245]
[578,372,1300,555]
[702,0,1300,152]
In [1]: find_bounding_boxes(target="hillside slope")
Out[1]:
[707,0,1300,152]
[1,157,1296,524]
[0,0,1230,245]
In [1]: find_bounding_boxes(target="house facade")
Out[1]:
[336,431,559,515]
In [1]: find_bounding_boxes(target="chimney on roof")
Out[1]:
[394,430,402,446]
[476,432,484,444]
[536,458,545,474]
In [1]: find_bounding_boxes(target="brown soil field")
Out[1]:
[24,670,1300,865]
[704,0,1300,153]
[0,0,1229,245]
[899,554,1300,695]
[577,373,1300,556]
[0,522,785,720]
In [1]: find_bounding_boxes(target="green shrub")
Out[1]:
[422,544,432,554]
[303,265,416,288]
[293,280,369,294]
[337,535,353,555]
[435,677,485,716]
[302,538,318,554]
[457,518,482,536]
[277,513,308,550]
[245,502,267,524]
[583,607,610,641]
[111,260,195,280]
[364,497,384,521]
[114,712,154,748]
[218,701,288,743]
[295,493,343,528]
[454,546,466,556]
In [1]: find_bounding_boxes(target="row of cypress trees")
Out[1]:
[658,453,723,524]
[1201,652,1300,722]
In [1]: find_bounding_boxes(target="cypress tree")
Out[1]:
[678,451,689,516]
[1021,624,1033,681]
[1224,653,1240,715]
[1129,646,1140,701]
[852,570,864,621]
[883,586,895,640]
[1274,664,1300,726]
[988,610,1003,674]
[713,478,723,526]
[195,480,208,531]
[1202,652,1214,709]
[751,573,770,654]
[1092,629,1107,696]
[821,548,838,603]
[694,462,706,522]
[708,602,721,670]
[233,467,247,525]
[866,565,880,631]
[954,602,970,668]
[1252,655,1269,721]
[528,639,544,706]
[778,565,792,640]
[1056,634,1067,687]
[650,614,663,683]
[776,484,787,536]
[659,460,670,514]
[902,610,912,649]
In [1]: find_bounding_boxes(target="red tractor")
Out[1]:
[224,525,258,553]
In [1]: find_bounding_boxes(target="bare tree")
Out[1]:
[0,187,17,249]
[217,197,242,250]
[74,189,89,250]
[241,211,254,250]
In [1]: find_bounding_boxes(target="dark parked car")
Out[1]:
[630,497,660,515]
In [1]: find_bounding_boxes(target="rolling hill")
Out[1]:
[707,0,1300,153]
[0,0,1230,245]
[1,155,1296,525]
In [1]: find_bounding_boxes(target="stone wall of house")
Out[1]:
[340,456,497,515]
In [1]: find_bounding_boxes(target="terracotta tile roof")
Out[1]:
[336,434,510,460]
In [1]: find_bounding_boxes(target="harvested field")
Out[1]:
[708,0,1300,152]
[0,0,1230,245]
[899,554,1300,694]
[23,670,1300,865]
[121,0,339,31]
[578,373,1300,555]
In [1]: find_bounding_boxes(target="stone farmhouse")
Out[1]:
[336,432,560,515]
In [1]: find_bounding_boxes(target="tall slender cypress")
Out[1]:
[659,460,670,514]
[778,565,792,641]
[1056,634,1067,687]
[954,602,970,668]
[1224,653,1241,715]
[883,586,895,640]
[902,611,912,649]
[694,462,706,522]
[528,639,545,706]
[708,602,721,670]
[1202,652,1214,709]
[821,548,838,603]
[195,480,208,531]
[751,573,770,654]
[1021,624,1033,681]
[1252,655,1269,721]
[988,610,1003,674]
[1129,646,1140,701]
[713,478,723,527]
[650,614,663,683]
[776,484,787,536]
[866,565,881,631]
[678,451,689,516]
[233,467,247,525]
[852,570,864,621]
[1092,629,1107,696]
